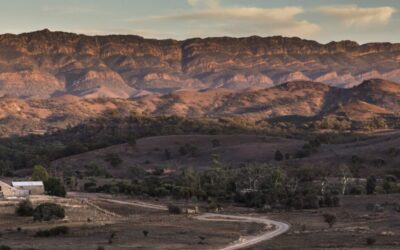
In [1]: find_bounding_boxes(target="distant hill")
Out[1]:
[0,79,399,136]
[1,29,400,98]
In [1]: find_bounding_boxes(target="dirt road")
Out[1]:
[100,198,290,250]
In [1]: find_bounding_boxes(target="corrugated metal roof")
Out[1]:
[12,181,44,187]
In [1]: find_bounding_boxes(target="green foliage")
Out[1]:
[104,153,123,168]
[44,178,66,197]
[33,203,65,221]
[15,200,34,217]
[274,150,283,161]
[35,226,69,237]
[168,204,182,214]
[84,162,110,177]
[31,165,49,181]
[0,160,14,176]
[366,176,377,195]
[0,245,11,250]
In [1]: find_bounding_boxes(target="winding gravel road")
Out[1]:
[100,198,290,250]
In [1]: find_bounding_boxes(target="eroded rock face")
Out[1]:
[0,30,400,98]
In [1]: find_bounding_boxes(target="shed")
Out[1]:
[12,181,45,195]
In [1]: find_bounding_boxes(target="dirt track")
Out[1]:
[100,198,290,250]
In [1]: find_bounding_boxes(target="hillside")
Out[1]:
[1,30,400,98]
[51,131,400,178]
[0,79,399,136]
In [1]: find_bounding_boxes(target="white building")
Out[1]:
[0,180,45,199]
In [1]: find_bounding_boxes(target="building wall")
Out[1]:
[16,186,45,195]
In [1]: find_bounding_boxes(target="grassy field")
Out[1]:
[0,196,263,250]
[251,194,400,249]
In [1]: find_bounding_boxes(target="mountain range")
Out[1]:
[0,78,399,136]
[1,29,400,98]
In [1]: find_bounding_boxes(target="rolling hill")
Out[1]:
[0,79,398,136]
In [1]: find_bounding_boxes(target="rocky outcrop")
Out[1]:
[0,30,400,98]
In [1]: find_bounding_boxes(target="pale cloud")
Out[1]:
[318,5,396,27]
[187,0,220,8]
[135,6,320,38]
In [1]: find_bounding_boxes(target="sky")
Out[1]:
[0,0,399,44]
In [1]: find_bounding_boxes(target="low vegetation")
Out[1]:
[15,200,34,217]
[33,203,65,221]
[35,226,69,237]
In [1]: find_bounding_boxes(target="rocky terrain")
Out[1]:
[1,30,400,98]
[0,78,398,136]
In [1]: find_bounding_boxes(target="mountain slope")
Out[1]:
[0,79,398,136]
[1,30,400,98]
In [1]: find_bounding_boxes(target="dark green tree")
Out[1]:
[274,150,284,161]
[44,178,66,197]
[32,165,49,181]
[366,176,376,195]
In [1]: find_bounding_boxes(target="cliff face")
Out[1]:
[1,29,400,98]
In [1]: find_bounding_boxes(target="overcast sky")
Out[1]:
[0,0,399,44]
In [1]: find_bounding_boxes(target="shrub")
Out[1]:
[323,213,336,228]
[104,153,123,168]
[84,181,97,192]
[211,139,220,148]
[15,200,34,217]
[35,226,69,237]
[366,176,377,195]
[303,195,320,209]
[143,230,149,237]
[168,204,182,214]
[0,245,11,250]
[366,237,376,245]
[33,203,65,221]
[274,150,284,161]
[332,196,340,207]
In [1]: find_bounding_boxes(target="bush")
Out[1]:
[35,226,69,237]
[323,213,336,228]
[44,178,66,197]
[33,203,65,221]
[168,204,182,214]
[211,139,220,148]
[0,246,11,250]
[274,150,284,161]
[303,195,320,209]
[15,200,34,217]
[366,237,376,245]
